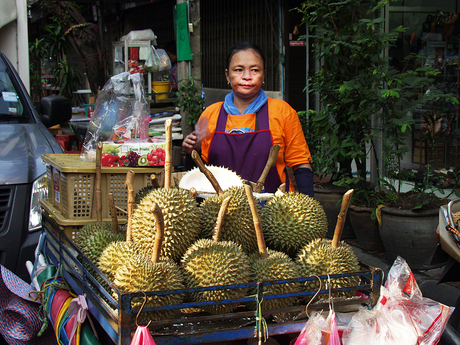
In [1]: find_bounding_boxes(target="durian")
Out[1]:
[199,186,259,253]
[261,192,328,257]
[131,119,200,262]
[181,196,251,315]
[244,182,300,312]
[131,187,200,261]
[114,202,184,324]
[296,189,360,301]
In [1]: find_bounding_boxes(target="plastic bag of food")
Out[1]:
[145,46,171,73]
[80,72,149,162]
[341,256,454,345]
[294,309,341,345]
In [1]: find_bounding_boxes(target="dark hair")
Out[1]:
[165,41,176,55]
[226,42,265,70]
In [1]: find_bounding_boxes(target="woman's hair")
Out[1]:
[226,42,265,69]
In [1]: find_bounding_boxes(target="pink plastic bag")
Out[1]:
[294,309,341,345]
[130,326,156,345]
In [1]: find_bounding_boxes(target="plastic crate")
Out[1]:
[43,154,164,221]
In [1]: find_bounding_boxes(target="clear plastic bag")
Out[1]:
[341,256,454,345]
[80,72,150,162]
[294,309,341,345]
[145,46,171,73]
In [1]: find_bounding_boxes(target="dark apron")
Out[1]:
[207,102,283,193]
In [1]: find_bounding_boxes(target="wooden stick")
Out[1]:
[150,174,159,188]
[254,144,280,193]
[96,141,103,222]
[332,189,354,248]
[115,206,128,214]
[164,118,172,189]
[191,150,224,196]
[108,193,119,234]
[124,170,135,242]
[244,182,268,259]
[150,202,165,264]
[212,196,232,242]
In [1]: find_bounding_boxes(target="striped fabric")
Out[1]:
[0,265,57,345]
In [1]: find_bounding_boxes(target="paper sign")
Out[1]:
[174,2,193,61]
[2,92,18,102]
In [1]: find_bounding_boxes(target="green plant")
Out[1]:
[298,0,459,210]
[53,59,82,99]
[297,0,402,191]
[29,18,83,100]
[175,76,205,125]
[29,38,46,100]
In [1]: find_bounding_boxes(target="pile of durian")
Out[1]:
[72,129,361,326]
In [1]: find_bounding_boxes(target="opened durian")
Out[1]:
[131,119,200,262]
[114,202,184,324]
[179,165,243,194]
[261,192,328,257]
[244,182,300,312]
[296,189,360,301]
[181,196,251,315]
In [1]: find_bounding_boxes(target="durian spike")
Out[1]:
[150,202,165,263]
[212,195,232,242]
[164,118,173,189]
[243,181,268,259]
[254,144,280,193]
[189,187,198,198]
[150,174,159,188]
[108,193,119,234]
[124,169,135,242]
[96,141,103,222]
[191,150,224,196]
[332,189,354,248]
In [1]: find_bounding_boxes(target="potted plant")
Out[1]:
[297,0,460,258]
[375,81,459,268]
[297,0,403,239]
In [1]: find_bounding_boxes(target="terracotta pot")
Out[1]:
[378,206,445,270]
[348,205,385,252]
[314,186,355,239]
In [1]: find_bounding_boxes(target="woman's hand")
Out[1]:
[182,131,199,155]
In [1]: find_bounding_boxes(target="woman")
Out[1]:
[182,42,314,196]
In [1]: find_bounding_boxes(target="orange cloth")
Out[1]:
[200,97,312,189]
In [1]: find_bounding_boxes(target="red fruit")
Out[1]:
[148,161,156,166]
[158,160,165,165]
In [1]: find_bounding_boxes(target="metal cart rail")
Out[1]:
[41,213,383,345]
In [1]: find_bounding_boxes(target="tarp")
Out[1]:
[0,0,17,30]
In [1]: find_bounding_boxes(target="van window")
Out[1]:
[0,58,29,123]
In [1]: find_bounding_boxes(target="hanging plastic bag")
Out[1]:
[145,46,171,73]
[145,45,160,73]
[130,326,156,345]
[80,72,150,162]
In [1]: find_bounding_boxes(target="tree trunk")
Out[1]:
[43,1,106,95]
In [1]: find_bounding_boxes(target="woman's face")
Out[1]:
[226,49,265,102]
